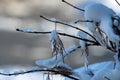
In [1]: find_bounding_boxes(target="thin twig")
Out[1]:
[16,28,98,44]
[40,15,98,43]
[0,69,79,80]
[62,0,85,12]
[16,29,116,52]
[104,76,111,80]
[74,19,93,24]
[115,0,120,6]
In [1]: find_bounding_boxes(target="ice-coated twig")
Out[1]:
[50,30,66,62]
[74,19,93,24]
[40,15,98,42]
[16,28,117,52]
[115,0,120,7]
[35,45,80,68]
[104,76,111,80]
[0,68,79,80]
[78,30,89,71]
[62,0,85,11]
[16,28,98,44]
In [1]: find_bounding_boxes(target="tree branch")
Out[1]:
[40,15,98,43]
[74,19,93,24]
[62,0,85,12]
[16,29,116,52]
[0,69,79,80]
[16,28,98,44]
[115,0,120,6]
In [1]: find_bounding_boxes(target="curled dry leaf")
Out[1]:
[53,66,73,75]
[50,30,66,62]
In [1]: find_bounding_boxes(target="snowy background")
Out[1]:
[0,0,120,80]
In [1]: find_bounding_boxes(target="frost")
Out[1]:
[19,28,36,32]
[84,3,120,50]
[50,18,57,21]
[30,67,41,71]
[65,61,115,80]
[78,30,88,71]
[35,45,78,68]
[49,30,60,41]
[50,30,65,62]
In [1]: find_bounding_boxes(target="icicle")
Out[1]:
[18,28,36,32]
[78,30,89,71]
[35,45,78,68]
[46,73,50,80]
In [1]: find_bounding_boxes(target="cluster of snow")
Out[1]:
[36,45,78,68]
[35,3,120,80]
[19,28,36,32]
[1,1,120,80]
[84,3,120,49]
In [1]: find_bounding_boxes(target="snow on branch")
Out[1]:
[115,0,120,7]
[40,15,98,43]
[35,45,80,68]
[0,68,79,80]
[16,28,98,44]
[62,0,85,11]
[16,28,117,52]
[50,30,66,62]
[74,19,93,24]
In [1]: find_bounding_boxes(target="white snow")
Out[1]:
[35,45,78,68]
[50,18,57,21]
[84,3,120,49]
[19,28,36,32]
[78,30,89,71]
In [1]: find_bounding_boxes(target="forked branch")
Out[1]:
[40,15,98,43]
[16,28,98,44]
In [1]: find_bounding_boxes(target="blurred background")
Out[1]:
[0,0,119,69]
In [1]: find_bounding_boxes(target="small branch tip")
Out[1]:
[40,15,43,18]
[16,28,20,31]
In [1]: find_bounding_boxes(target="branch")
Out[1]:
[62,0,85,12]
[0,69,79,80]
[115,0,120,6]
[16,28,115,52]
[40,15,98,43]
[16,28,98,44]
[74,19,93,24]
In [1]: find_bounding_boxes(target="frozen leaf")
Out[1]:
[53,62,73,76]
[36,45,78,68]
[50,30,66,62]
[84,3,120,50]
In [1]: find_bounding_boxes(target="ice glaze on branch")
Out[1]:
[40,15,98,43]
[16,28,98,44]
[16,28,117,52]
[62,0,85,11]
[0,69,79,80]
[74,19,93,24]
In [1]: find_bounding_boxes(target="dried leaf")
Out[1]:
[50,30,66,62]
[53,66,73,75]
